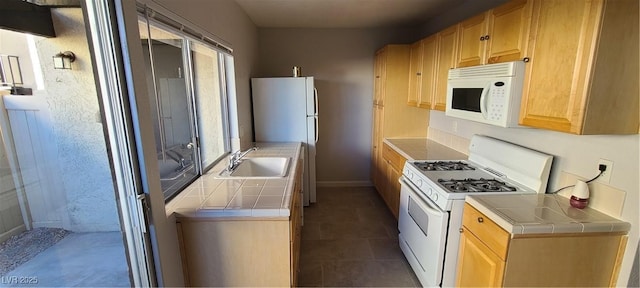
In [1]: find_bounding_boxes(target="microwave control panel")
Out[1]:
[487,82,507,121]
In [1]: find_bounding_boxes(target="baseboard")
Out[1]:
[317,181,373,187]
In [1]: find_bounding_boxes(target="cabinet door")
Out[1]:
[382,160,401,219]
[519,0,601,133]
[382,144,405,219]
[386,164,401,219]
[456,228,505,287]
[419,35,438,109]
[434,25,458,111]
[457,13,488,68]
[289,184,302,286]
[373,50,385,106]
[407,40,424,106]
[371,105,384,191]
[485,0,532,64]
[372,49,385,190]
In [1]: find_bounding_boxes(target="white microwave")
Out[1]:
[445,61,525,127]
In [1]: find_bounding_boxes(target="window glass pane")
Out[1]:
[190,42,227,169]
[138,19,198,200]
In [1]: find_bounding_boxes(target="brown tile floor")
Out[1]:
[298,186,420,287]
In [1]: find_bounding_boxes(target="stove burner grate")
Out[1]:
[415,161,476,171]
[437,178,517,193]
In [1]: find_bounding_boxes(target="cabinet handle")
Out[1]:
[416,72,422,76]
[523,57,530,63]
[484,35,490,40]
[477,217,484,223]
[459,228,464,233]
[480,36,485,41]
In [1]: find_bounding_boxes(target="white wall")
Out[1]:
[150,0,259,150]
[429,111,639,286]
[257,28,415,184]
[41,9,121,232]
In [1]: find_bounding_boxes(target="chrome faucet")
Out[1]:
[165,150,188,170]
[228,146,258,171]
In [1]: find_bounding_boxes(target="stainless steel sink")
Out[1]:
[217,157,290,178]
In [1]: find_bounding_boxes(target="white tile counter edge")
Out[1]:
[466,195,525,234]
[466,194,631,235]
[383,138,468,161]
[383,138,426,161]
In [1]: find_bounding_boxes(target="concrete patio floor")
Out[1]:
[1,232,130,287]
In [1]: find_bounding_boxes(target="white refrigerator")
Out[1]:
[251,77,318,206]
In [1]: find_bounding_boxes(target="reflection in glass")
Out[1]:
[138,17,231,200]
[138,19,197,199]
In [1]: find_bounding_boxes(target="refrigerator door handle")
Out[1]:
[313,88,318,115]
[315,116,319,143]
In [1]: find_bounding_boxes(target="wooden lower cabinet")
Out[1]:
[457,229,505,287]
[457,204,628,287]
[378,143,406,219]
[177,165,303,287]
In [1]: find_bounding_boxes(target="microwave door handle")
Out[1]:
[479,83,491,119]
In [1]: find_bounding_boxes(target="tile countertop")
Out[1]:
[165,142,302,220]
[466,194,631,235]
[384,138,467,161]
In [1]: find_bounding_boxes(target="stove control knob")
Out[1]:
[433,193,439,201]
[417,179,423,187]
[427,188,433,197]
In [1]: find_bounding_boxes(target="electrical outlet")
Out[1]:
[597,159,614,183]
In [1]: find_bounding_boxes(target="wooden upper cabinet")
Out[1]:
[457,13,488,68]
[485,0,532,64]
[419,34,438,109]
[409,34,443,110]
[456,0,532,68]
[520,0,639,134]
[407,40,424,106]
[434,25,458,111]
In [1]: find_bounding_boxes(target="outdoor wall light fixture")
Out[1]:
[53,51,76,70]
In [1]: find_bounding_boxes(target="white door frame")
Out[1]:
[85,0,186,286]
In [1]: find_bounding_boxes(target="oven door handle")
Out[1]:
[400,176,445,216]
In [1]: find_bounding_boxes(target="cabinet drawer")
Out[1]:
[462,203,510,260]
[382,143,406,171]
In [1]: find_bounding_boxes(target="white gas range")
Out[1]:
[398,135,553,287]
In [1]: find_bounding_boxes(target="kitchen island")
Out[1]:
[166,142,304,287]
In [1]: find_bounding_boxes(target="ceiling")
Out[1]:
[234,0,466,29]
